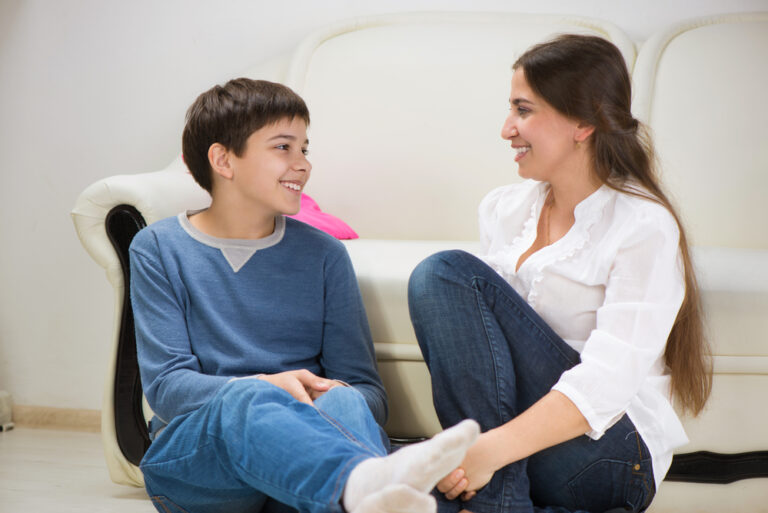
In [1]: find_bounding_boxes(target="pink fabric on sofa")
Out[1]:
[288,194,358,240]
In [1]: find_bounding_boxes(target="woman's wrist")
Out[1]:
[490,390,591,467]
[480,427,519,471]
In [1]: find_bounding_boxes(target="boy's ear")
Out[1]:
[208,143,234,180]
[574,122,595,143]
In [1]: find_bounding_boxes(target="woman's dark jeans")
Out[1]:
[408,250,655,513]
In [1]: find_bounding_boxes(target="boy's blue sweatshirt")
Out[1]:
[129,213,387,435]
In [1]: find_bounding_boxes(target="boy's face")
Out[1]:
[229,117,310,216]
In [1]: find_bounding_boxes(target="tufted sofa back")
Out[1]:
[632,13,768,250]
[247,12,636,240]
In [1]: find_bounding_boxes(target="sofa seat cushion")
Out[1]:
[344,239,768,362]
[342,239,480,346]
[693,246,768,363]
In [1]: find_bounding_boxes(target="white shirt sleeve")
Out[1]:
[478,185,507,255]
[552,206,686,439]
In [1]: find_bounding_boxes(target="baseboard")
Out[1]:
[12,405,100,433]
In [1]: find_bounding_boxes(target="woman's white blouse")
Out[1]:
[478,179,689,488]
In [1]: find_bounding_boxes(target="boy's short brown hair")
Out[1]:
[182,78,310,193]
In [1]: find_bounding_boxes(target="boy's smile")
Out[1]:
[229,116,311,218]
[193,116,311,240]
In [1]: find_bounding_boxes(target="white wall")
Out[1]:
[0,0,764,411]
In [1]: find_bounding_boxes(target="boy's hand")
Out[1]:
[308,380,344,401]
[257,369,340,405]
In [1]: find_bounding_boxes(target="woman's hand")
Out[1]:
[439,392,591,502]
[437,431,499,500]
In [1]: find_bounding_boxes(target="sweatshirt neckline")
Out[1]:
[178,210,286,272]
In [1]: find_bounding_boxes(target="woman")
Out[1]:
[408,34,711,513]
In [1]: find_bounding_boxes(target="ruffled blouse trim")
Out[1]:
[484,182,549,281]
[526,185,613,307]
[512,183,549,256]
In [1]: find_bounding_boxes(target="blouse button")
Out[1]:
[634,464,641,471]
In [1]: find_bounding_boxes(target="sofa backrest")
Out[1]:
[247,13,636,240]
[632,13,768,249]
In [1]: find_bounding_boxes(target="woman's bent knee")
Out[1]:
[409,250,475,299]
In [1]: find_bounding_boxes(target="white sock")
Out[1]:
[343,419,480,512]
[350,484,436,513]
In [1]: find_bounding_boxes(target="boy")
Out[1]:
[129,78,478,513]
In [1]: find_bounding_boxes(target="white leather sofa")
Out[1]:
[71,12,768,511]
[630,13,768,511]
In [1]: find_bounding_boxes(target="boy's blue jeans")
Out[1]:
[408,250,655,513]
[140,381,388,513]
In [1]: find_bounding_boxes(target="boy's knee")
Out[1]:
[314,386,371,421]
[217,377,292,413]
[316,385,365,408]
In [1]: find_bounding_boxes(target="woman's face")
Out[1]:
[501,68,584,182]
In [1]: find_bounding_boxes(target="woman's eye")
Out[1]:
[302,148,309,156]
[508,105,530,116]
[276,144,289,150]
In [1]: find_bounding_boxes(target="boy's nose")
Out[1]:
[294,156,311,173]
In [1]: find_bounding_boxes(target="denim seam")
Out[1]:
[632,431,654,509]
[141,441,214,469]
[204,431,344,511]
[151,496,189,513]
[151,497,171,513]
[567,458,633,509]
[315,407,380,458]
[332,453,370,511]
[632,430,643,460]
[471,276,508,423]
[471,275,511,513]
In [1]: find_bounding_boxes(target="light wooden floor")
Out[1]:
[2,426,767,512]
[0,427,154,513]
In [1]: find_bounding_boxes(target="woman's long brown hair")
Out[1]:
[514,34,711,415]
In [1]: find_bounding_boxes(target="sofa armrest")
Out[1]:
[71,159,209,486]
[71,157,210,287]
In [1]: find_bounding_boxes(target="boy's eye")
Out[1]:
[275,143,308,155]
